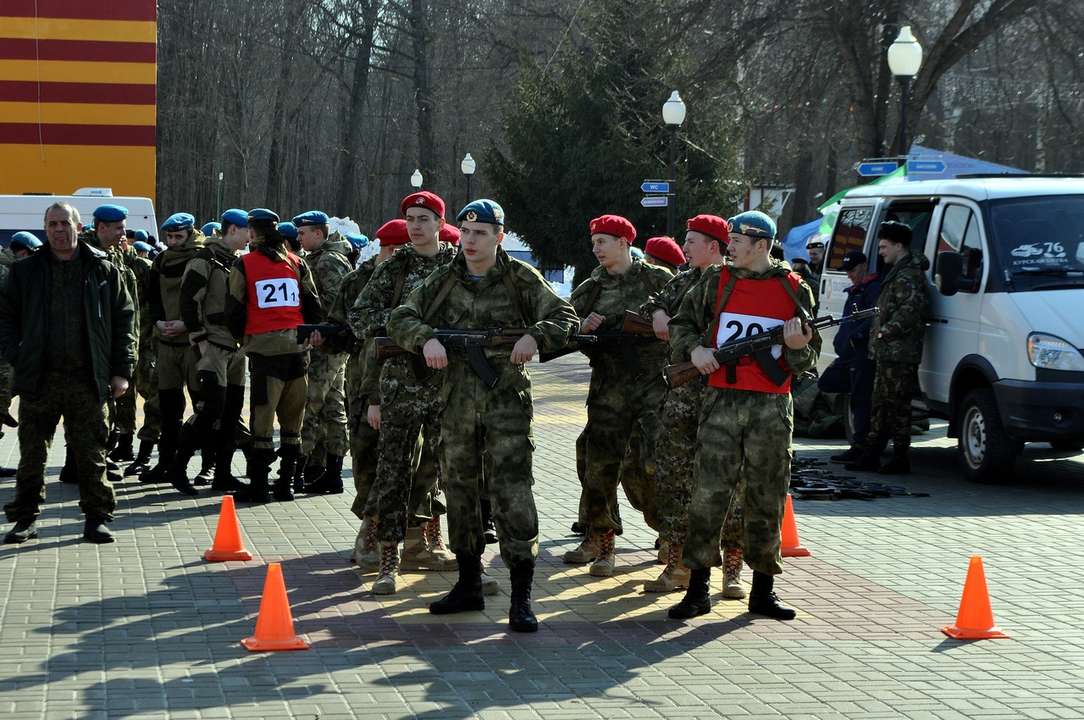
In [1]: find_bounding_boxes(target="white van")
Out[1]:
[0,189,158,247]
[818,176,1084,482]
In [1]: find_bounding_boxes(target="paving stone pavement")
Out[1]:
[0,355,1082,719]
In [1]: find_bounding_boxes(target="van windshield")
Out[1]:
[988,195,1084,289]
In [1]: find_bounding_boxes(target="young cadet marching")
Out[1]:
[388,199,577,632]
[178,209,250,493]
[640,215,746,598]
[142,213,205,496]
[293,210,353,494]
[564,214,672,577]
[667,211,819,621]
[225,209,323,503]
[349,191,458,595]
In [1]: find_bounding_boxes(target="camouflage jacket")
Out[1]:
[80,230,144,354]
[669,259,820,376]
[148,231,206,344]
[306,235,354,316]
[570,258,672,379]
[179,237,239,350]
[869,251,928,365]
[388,247,578,406]
[326,255,380,405]
[640,265,705,319]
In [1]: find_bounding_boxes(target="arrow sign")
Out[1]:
[641,181,670,193]
[857,161,901,177]
[641,196,668,208]
[909,160,946,174]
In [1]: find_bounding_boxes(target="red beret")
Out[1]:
[687,214,730,245]
[439,224,460,245]
[400,191,445,220]
[589,214,636,244]
[376,219,409,247]
[645,236,686,268]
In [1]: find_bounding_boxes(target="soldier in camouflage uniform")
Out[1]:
[846,222,928,475]
[388,198,578,633]
[667,211,819,622]
[563,214,672,578]
[0,244,19,442]
[294,211,353,494]
[639,215,748,598]
[179,209,250,493]
[349,192,459,595]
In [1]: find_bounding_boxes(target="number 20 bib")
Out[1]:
[242,250,304,336]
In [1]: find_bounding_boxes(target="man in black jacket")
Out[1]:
[0,202,137,544]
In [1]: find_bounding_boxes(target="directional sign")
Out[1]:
[641,195,669,208]
[909,160,947,174]
[857,161,901,177]
[641,181,671,193]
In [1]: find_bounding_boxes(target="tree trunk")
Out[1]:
[266,0,307,211]
[335,0,381,216]
[409,0,437,190]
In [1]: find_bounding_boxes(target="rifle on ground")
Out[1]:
[539,310,659,363]
[297,323,347,345]
[663,307,878,389]
[373,328,535,389]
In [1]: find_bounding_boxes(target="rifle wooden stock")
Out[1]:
[620,310,657,337]
[540,312,659,363]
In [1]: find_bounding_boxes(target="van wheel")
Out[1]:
[1050,440,1084,452]
[957,389,1021,483]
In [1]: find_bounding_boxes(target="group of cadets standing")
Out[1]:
[1,189,823,633]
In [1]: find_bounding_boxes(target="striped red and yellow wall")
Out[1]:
[0,0,157,199]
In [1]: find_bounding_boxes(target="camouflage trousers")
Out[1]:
[577,371,666,533]
[655,382,745,551]
[134,350,160,442]
[0,359,13,418]
[3,373,115,522]
[300,351,348,458]
[683,387,792,575]
[348,397,380,521]
[248,353,308,452]
[859,360,916,452]
[439,377,539,567]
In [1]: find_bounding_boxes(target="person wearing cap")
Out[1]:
[277,222,301,254]
[806,238,826,272]
[225,209,322,503]
[388,198,578,632]
[667,209,819,621]
[845,221,927,475]
[178,209,252,493]
[0,202,136,545]
[349,191,460,595]
[201,222,222,238]
[141,212,206,495]
[563,214,672,578]
[293,210,353,495]
[644,236,686,274]
[121,224,162,477]
[344,231,368,267]
[0,234,38,436]
[639,214,747,598]
[10,231,42,258]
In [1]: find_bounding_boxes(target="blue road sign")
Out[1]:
[908,160,947,174]
[641,195,669,208]
[857,161,901,177]
[641,181,671,193]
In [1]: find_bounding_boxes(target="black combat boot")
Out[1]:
[125,440,156,476]
[109,433,134,462]
[302,458,325,489]
[481,497,498,545]
[844,446,883,472]
[194,452,215,485]
[830,446,862,463]
[83,517,115,544]
[4,518,38,544]
[878,444,911,475]
[273,449,298,502]
[167,429,199,496]
[139,441,174,485]
[508,561,539,633]
[748,571,796,620]
[210,441,244,492]
[429,552,485,615]
[235,449,273,504]
[668,567,712,620]
[304,454,343,495]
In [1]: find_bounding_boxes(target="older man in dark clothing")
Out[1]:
[0,202,137,544]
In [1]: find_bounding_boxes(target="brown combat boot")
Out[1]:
[589,529,617,577]
[722,547,746,599]
[644,542,690,593]
[371,542,400,595]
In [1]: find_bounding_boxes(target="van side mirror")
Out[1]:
[936,251,962,296]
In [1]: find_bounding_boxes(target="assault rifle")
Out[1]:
[662,307,879,389]
[538,310,659,363]
[297,323,347,345]
[373,328,536,389]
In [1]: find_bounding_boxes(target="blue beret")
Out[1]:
[345,232,368,249]
[201,222,221,237]
[630,246,645,261]
[133,229,148,242]
[221,208,249,228]
[133,241,154,253]
[161,212,195,232]
[292,210,330,227]
[10,231,42,251]
[277,222,298,239]
[247,208,279,223]
[727,211,777,240]
[456,199,505,226]
[93,204,129,223]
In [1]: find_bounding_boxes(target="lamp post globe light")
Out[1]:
[461,153,476,205]
[662,90,686,236]
[410,168,423,189]
[888,25,922,155]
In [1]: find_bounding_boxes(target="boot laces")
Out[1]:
[378,544,398,577]
[425,518,448,552]
[365,518,378,549]
[598,529,615,557]
[724,548,742,582]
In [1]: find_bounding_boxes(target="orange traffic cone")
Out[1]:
[941,555,1009,640]
[203,495,253,562]
[241,563,309,652]
[780,494,811,558]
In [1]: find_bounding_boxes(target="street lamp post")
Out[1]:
[216,172,224,218]
[662,90,687,237]
[461,153,476,206]
[888,25,923,156]
[410,168,423,189]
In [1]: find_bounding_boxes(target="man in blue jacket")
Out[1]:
[829,251,880,463]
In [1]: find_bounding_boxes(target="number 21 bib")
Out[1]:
[242,250,304,335]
